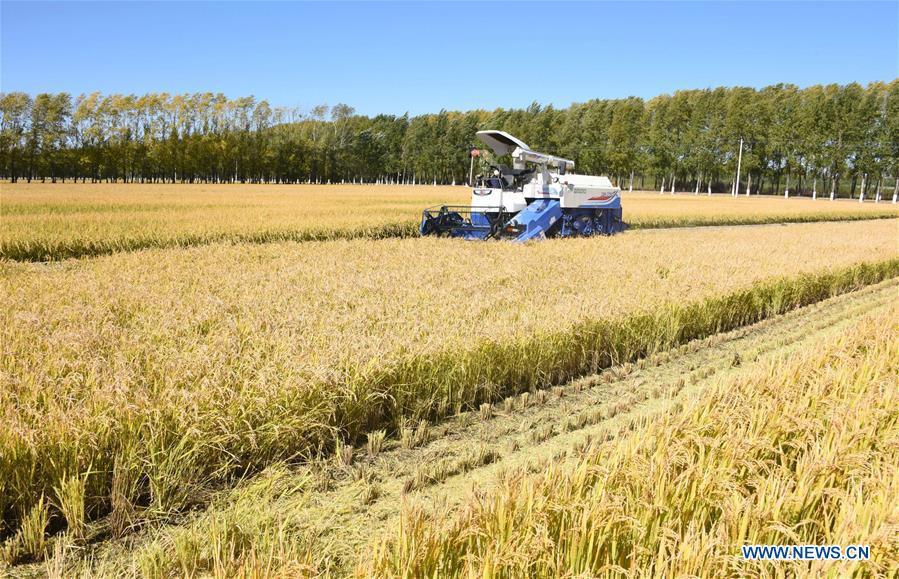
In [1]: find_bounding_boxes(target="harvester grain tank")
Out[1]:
[420,130,626,241]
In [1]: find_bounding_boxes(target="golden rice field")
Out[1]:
[11,282,896,576]
[367,308,899,577]
[2,182,897,260]
[1,218,897,567]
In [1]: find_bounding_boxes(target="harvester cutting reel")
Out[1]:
[419,205,516,240]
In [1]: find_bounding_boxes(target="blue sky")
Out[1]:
[2,1,896,116]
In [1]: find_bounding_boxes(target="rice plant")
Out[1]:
[334,440,354,467]
[360,482,381,506]
[52,475,86,541]
[1,495,48,564]
[398,424,415,450]
[366,430,386,457]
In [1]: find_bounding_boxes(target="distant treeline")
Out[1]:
[1,80,897,196]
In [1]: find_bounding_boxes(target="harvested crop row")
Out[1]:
[0,220,897,543]
[2,183,897,260]
[365,306,899,577]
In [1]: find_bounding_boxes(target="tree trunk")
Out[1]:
[745,172,752,196]
[812,175,817,200]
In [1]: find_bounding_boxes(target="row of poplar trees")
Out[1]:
[1,80,897,197]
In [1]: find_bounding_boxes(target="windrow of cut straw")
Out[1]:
[364,307,899,577]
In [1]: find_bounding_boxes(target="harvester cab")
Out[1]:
[420,130,626,241]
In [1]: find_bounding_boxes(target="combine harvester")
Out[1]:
[420,130,626,241]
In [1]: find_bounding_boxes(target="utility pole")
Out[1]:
[733,137,743,197]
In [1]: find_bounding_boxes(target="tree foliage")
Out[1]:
[0,81,896,196]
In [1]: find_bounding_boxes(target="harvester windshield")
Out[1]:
[475,167,534,191]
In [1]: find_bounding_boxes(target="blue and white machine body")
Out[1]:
[420,130,626,241]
